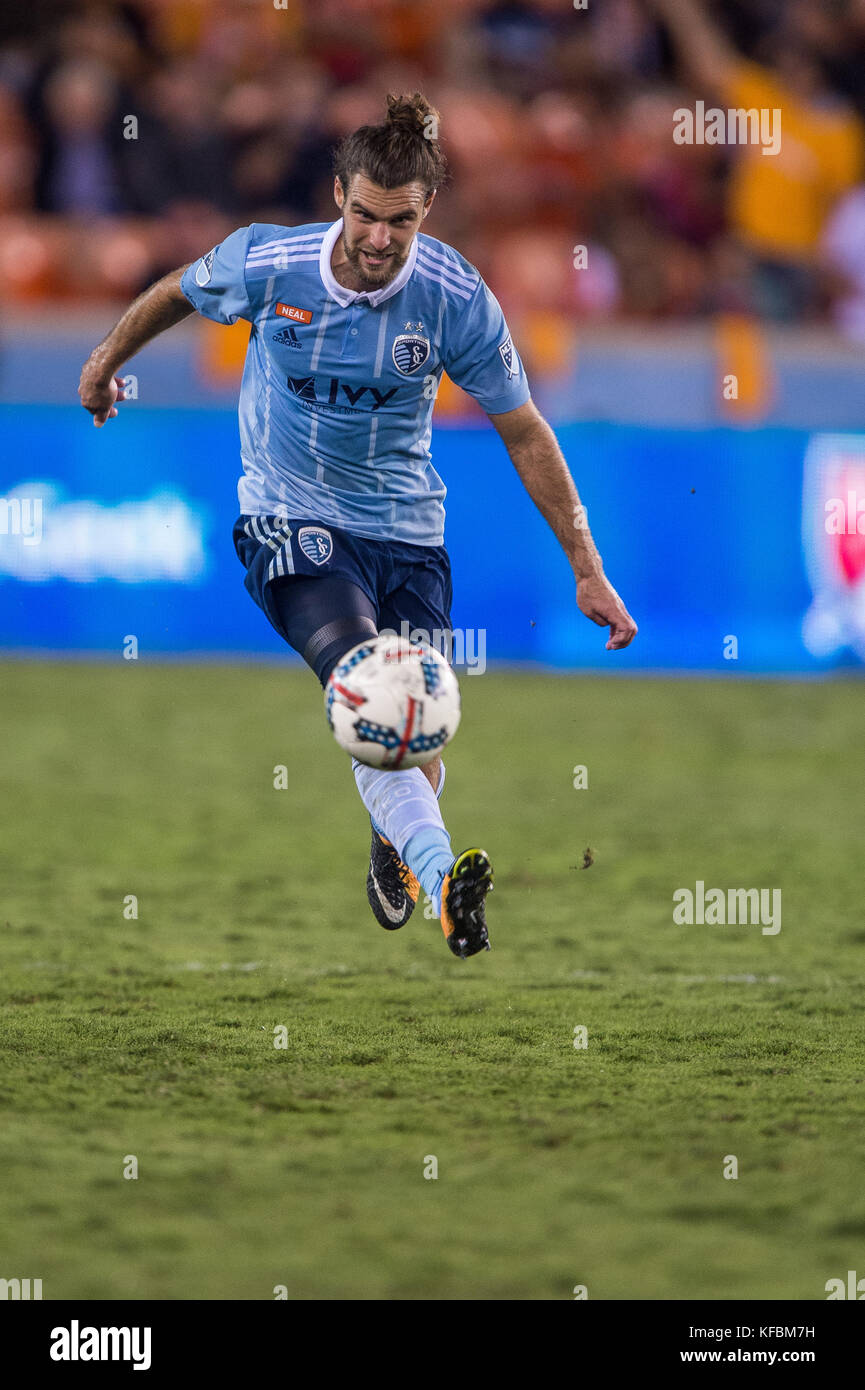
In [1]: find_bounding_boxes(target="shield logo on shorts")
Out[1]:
[298,526,333,565]
[392,334,430,375]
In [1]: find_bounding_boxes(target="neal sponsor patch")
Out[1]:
[276,302,314,325]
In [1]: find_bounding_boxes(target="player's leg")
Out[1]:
[233,515,489,955]
[268,574,377,686]
[356,753,492,958]
[356,753,444,933]
[233,515,437,935]
[267,572,434,929]
[232,517,380,686]
[349,547,457,936]
[269,572,454,940]
[351,749,453,930]
[360,543,493,958]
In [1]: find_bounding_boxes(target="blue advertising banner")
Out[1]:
[1,404,862,672]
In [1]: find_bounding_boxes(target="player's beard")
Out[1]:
[341,232,408,289]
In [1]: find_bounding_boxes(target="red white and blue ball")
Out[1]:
[324,635,461,769]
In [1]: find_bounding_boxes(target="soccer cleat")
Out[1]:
[440,848,493,958]
[366,826,421,930]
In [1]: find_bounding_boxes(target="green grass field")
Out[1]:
[1,659,863,1300]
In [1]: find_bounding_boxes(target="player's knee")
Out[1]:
[311,620,379,687]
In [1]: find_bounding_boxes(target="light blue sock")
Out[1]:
[353,760,453,913]
[403,824,453,915]
[368,761,445,834]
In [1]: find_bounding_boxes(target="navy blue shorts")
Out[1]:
[233,514,453,649]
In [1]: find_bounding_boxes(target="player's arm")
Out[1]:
[647,0,737,95]
[78,265,194,427]
[489,399,637,651]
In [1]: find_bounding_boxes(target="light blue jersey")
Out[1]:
[180,219,530,545]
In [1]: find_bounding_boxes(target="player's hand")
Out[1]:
[78,370,127,427]
[577,572,638,650]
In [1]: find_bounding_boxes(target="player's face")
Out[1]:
[334,175,434,289]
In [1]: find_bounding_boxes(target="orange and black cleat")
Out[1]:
[440,848,493,958]
[366,826,421,930]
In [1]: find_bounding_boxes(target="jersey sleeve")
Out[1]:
[180,226,255,325]
[442,279,531,414]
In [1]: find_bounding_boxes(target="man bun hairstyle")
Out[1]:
[334,91,447,196]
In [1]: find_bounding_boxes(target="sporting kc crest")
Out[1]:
[298,527,333,565]
[392,322,430,376]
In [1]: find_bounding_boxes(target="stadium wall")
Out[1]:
[2,392,863,673]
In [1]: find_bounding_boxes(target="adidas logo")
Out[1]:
[272,325,303,349]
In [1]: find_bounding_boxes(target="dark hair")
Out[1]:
[333,92,447,197]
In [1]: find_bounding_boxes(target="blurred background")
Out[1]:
[5,3,865,1308]
[1,0,864,670]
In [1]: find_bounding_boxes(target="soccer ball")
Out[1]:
[325,635,461,769]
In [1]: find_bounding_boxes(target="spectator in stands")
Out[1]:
[650,0,865,321]
[34,57,123,215]
[4,0,865,334]
[821,182,865,342]
[0,84,36,214]
[143,62,232,213]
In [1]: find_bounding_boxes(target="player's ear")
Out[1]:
[334,176,346,210]
[421,189,436,220]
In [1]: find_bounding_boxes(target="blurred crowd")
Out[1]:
[3,0,865,342]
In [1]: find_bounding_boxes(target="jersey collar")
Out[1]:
[319,218,417,308]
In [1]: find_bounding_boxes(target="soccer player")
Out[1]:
[78,93,637,961]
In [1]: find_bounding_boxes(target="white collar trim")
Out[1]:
[319,218,418,307]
